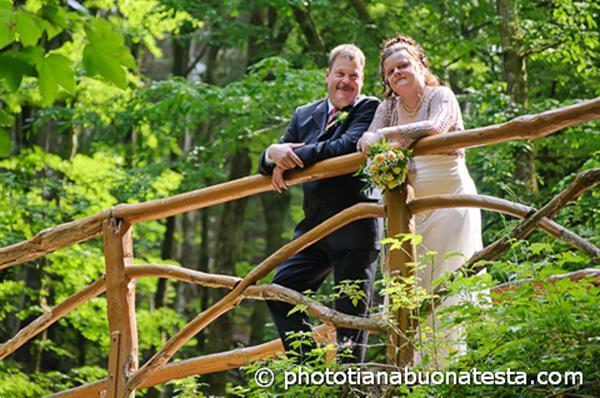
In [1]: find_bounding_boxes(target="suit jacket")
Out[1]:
[259,95,381,250]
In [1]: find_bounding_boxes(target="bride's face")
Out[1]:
[383,49,425,95]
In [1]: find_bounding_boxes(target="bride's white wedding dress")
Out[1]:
[368,85,483,363]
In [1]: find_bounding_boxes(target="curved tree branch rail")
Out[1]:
[0,98,597,397]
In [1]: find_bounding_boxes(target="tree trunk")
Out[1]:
[247,5,293,67]
[497,0,537,195]
[290,4,327,67]
[154,217,175,309]
[249,190,292,345]
[350,0,384,45]
[205,148,252,395]
[172,23,192,78]
[195,207,212,354]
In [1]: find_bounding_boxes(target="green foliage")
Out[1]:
[0,364,50,397]
[0,280,27,328]
[82,18,136,89]
[136,307,187,352]
[169,376,208,398]
[0,1,598,396]
[0,0,199,154]
[235,239,599,397]
[235,333,345,397]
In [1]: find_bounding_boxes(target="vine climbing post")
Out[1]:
[103,219,139,397]
[384,184,416,367]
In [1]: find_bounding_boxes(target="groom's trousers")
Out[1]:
[266,238,378,363]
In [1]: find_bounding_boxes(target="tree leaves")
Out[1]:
[1,4,137,101]
[38,54,76,105]
[0,0,14,48]
[83,18,136,89]
[0,49,74,104]
[15,9,42,47]
[0,53,35,90]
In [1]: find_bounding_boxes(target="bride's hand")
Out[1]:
[357,131,382,153]
[396,133,415,150]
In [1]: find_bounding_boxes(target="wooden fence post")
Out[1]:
[384,185,416,367]
[103,218,138,397]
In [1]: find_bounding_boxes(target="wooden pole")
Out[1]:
[383,185,416,366]
[103,219,138,398]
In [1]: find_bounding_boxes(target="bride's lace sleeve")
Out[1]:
[366,99,392,132]
[389,86,461,140]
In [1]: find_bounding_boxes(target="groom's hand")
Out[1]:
[268,143,305,170]
[271,166,288,193]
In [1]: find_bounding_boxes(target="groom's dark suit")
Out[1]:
[259,95,380,362]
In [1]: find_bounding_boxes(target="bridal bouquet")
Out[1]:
[357,140,411,192]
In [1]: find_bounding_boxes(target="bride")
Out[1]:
[357,34,483,363]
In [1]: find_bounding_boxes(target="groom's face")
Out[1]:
[326,57,364,109]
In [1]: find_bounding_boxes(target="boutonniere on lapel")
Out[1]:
[325,110,350,131]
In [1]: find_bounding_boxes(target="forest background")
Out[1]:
[0,0,598,396]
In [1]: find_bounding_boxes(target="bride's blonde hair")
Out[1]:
[380,34,440,97]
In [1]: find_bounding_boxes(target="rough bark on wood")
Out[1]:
[0,211,108,269]
[384,186,416,366]
[103,219,138,397]
[126,264,386,332]
[491,268,600,297]
[426,169,600,307]
[413,96,600,155]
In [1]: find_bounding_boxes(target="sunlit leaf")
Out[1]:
[15,9,42,46]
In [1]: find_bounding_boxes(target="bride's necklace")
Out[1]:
[399,90,425,117]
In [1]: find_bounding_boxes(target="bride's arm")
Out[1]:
[366,100,389,132]
[379,87,459,146]
[356,100,390,152]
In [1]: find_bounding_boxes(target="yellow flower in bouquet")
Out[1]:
[356,139,412,192]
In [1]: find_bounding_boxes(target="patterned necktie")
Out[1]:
[325,107,337,130]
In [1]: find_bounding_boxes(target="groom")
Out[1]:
[258,44,380,362]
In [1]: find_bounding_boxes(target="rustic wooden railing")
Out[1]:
[0,97,599,397]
